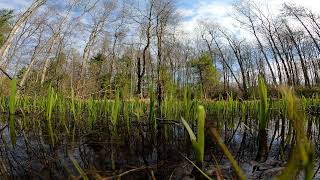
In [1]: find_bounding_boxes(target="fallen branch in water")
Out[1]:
[103,166,151,179]
[101,162,163,180]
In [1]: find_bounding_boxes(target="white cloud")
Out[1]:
[0,0,32,10]
[177,8,196,17]
[177,1,240,39]
[177,0,320,40]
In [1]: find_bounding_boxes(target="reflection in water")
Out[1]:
[0,113,319,179]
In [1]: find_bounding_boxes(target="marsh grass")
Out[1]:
[9,78,16,115]
[111,89,120,131]
[121,86,130,133]
[1,81,320,179]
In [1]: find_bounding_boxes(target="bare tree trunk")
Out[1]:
[213,37,243,92]
[285,4,320,54]
[221,31,249,99]
[20,31,44,87]
[0,0,46,67]
[270,28,291,85]
[136,2,153,96]
[285,23,311,88]
[40,34,58,86]
[156,17,163,116]
[267,37,282,84]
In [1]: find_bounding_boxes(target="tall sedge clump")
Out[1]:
[277,87,315,180]
[181,105,205,164]
[9,78,17,147]
[255,76,269,162]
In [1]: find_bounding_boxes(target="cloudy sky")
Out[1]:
[176,0,320,36]
[1,0,320,36]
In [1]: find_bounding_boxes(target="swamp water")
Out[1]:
[0,109,320,180]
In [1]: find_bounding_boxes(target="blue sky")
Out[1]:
[2,0,320,38]
[175,0,320,38]
[0,0,32,10]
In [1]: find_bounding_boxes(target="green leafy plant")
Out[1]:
[181,105,205,163]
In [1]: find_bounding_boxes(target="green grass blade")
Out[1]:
[181,117,196,143]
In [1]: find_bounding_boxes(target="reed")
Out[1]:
[87,97,96,128]
[9,78,17,147]
[111,89,120,130]
[256,76,269,162]
[71,88,77,144]
[149,89,156,130]
[9,78,16,115]
[123,99,130,133]
[46,86,56,146]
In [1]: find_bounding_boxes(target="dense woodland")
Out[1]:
[0,0,320,100]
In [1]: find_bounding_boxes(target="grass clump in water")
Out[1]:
[256,76,269,162]
[181,105,205,164]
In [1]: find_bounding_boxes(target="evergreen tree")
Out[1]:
[191,52,219,98]
[0,9,13,47]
